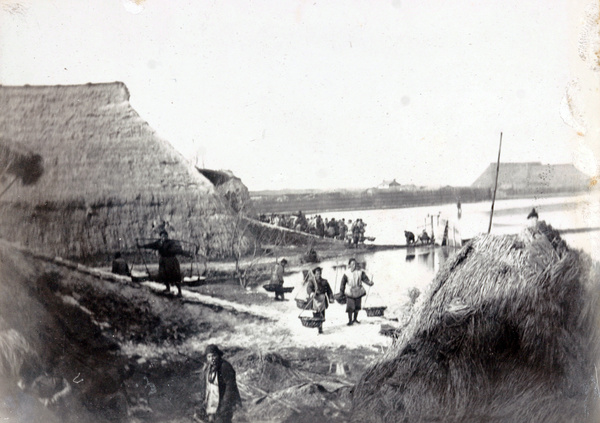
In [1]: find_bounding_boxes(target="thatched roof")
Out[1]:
[197,168,252,214]
[472,161,590,190]
[352,222,600,423]
[0,82,244,261]
[0,82,215,202]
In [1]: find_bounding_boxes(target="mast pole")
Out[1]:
[488,132,503,234]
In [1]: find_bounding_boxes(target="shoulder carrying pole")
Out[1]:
[135,239,151,276]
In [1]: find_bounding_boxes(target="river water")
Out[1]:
[254,192,600,346]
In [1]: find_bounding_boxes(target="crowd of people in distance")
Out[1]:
[258,211,370,246]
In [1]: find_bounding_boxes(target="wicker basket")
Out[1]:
[296,299,310,309]
[299,316,324,328]
[262,284,294,293]
[334,293,347,305]
[364,306,387,317]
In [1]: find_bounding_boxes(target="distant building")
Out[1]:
[377,179,402,189]
[471,162,590,193]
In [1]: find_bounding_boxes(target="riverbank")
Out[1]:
[0,239,403,422]
[115,237,405,286]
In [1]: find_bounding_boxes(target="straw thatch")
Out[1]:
[0,82,250,262]
[352,221,600,423]
[197,168,252,214]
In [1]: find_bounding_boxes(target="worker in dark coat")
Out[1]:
[111,252,131,277]
[202,344,241,423]
[138,230,193,296]
[270,258,288,300]
[306,267,333,334]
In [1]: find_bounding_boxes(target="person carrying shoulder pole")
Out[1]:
[137,230,193,297]
[339,258,373,325]
[270,258,288,301]
[307,266,333,334]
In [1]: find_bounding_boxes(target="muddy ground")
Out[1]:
[0,240,409,423]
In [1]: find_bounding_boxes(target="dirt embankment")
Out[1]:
[0,241,395,423]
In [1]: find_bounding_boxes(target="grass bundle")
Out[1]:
[351,221,600,423]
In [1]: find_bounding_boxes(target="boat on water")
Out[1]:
[405,212,463,249]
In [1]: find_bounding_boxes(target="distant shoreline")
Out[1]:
[251,188,592,215]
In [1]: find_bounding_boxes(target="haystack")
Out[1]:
[352,221,600,423]
[0,83,249,262]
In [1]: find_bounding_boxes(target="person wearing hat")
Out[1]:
[270,258,288,301]
[137,230,193,297]
[339,258,373,325]
[202,344,241,423]
[306,267,333,334]
[527,208,539,227]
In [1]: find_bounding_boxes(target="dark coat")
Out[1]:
[140,239,190,283]
[140,239,187,258]
[205,359,242,419]
[111,258,130,276]
[307,277,333,309]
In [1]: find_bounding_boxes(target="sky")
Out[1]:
[0,0,598,191]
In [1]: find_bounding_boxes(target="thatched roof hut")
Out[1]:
[352,222,600,423]
[197,168,253,214]
[0,82,243,262]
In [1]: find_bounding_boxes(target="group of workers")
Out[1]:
[306,216,369,246]
[258,211,370,246]
[106,233,377,422]
[269,257,375,334]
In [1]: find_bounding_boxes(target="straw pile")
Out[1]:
[233,351,352,422]
[0,83,251,262]
[352,221,600,423]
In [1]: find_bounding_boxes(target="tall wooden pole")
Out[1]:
[488,132,503,234]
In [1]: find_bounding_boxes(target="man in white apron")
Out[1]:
[203,345,241,423]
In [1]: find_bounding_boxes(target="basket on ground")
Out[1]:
[130,271,149,283]
[364,306,387,317]
[182,276,206,287]
[299,316,324,328]
[263,284,294,293]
